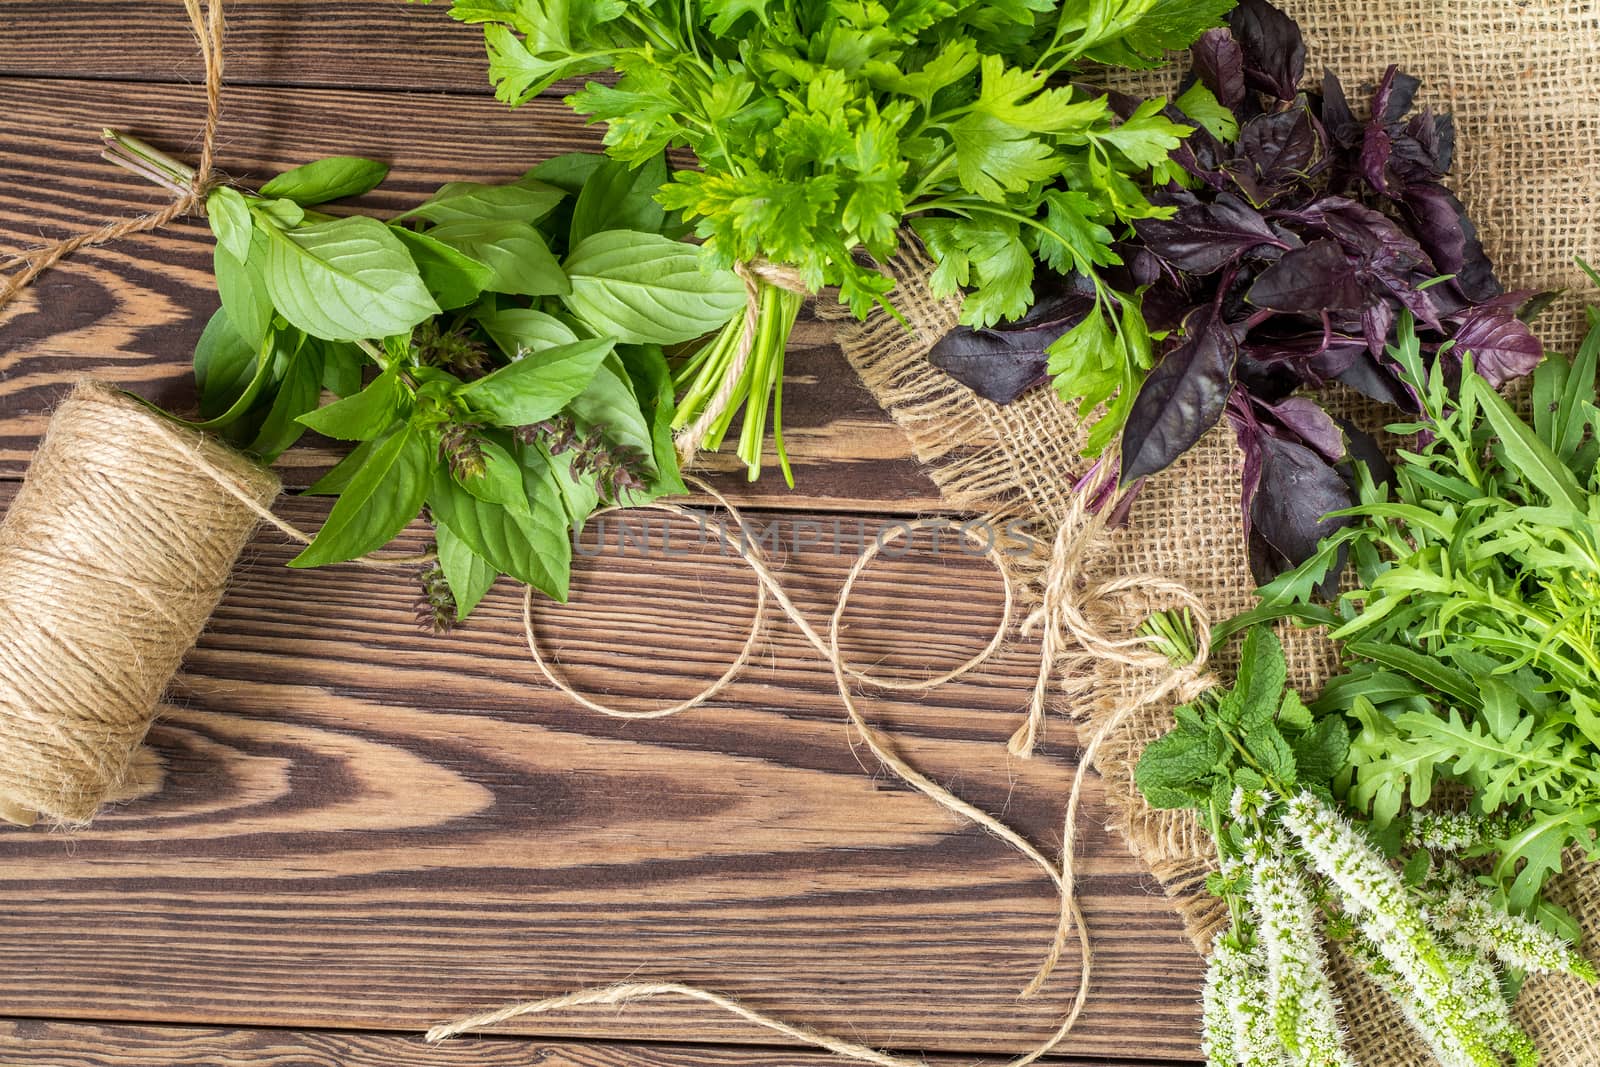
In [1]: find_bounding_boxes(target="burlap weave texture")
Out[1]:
[833,3,1600,1061]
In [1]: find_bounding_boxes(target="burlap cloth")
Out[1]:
[829,3,1600,1061]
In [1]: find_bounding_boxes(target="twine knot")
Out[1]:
[0,0,224,316]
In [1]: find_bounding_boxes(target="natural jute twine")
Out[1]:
[0,0,223,314]
[672,260,813,464]
[0,382,280,827]
[431,472,1214,1062]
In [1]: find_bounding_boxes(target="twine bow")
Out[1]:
[0,0,224,318]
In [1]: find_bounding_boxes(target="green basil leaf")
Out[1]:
[427,220,568,297]
[616,343,687,498]
[207,186,254,262]
[538,442,601,536]
[568,155,668,245]
[193,324,290,430]
[193,306,259,419]
[306,433,388,496]
[456,338,613,426]
[427,461,571,601]
[214,229,273,346]
[248,336,326,461]
[396,180,565,226]
[473,306,579,358]
[563,230,745,344]
[566,353,655,475]
[263,216,439,342]
[298,368,407,441]
[254,198,307,228]
[525,153,606,194]
[260,156,390,205]
[321,340,365,397]
[291,424,429,567]
[391,226,496,310]
[455,436,530,514]
[435,521,498,621]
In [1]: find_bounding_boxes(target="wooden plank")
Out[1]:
[0,75,942,510]
[0,1019,1198,1067]
[0,487,1204,1059]
[0,2,498,94]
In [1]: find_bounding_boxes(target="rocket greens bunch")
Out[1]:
[1136,617,1595,1067]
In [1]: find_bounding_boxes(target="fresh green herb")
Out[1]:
[112,133,734,622]
[445,0,1233,478]
[1239,300,1600,922]
[1136,614,1593,1067]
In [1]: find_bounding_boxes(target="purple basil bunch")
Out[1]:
[1122,0,1543,582]
[929,0,1545,585]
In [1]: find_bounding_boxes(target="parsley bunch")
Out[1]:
[447,0,1233,478]
[1239,297,1600,928]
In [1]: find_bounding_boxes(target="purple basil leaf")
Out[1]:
[1400,182,1501,302]
[1247,432,1354,575]
[1370,265,1447,331]
[1359,123,1393,194]
[1335,349,1415,408]
[1247,239,1366,312]
[1362,298,1396,355]
[1134,192,1286,275]
[1319,70,1360,147]
[1259,395,1346,461]
[1391,109,1454,181]
[1228,0,1307,102]
[1120,305,1239,484]
[1449,305,1544,387]
[1192,28,1247,108]
[1372,65,1422,125]
[1306,197,1429,273]
[1235,106,1324,198]
[927,329,1052,405]
[1336,418,1396,490]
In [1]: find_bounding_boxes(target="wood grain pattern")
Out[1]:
[0,1019,1193,1067]
[0,2,499,94]
[0,75,941,510]
[0,483,1202,1059]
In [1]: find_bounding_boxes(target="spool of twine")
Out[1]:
[0,381,279,827]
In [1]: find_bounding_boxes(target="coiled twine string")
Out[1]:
[0,0,1218,1057]
[0,382,280,826]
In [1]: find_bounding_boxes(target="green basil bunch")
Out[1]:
[171,145,745,621]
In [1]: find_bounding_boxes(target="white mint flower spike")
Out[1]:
[1428,863,1598,981]
[1201,937,1240,1067]
[1283,792,1502,1067]
[1243,829,1353,1067]
[1213,935,1284,1067]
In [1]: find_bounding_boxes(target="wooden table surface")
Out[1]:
[0,5,1203,1065]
